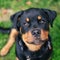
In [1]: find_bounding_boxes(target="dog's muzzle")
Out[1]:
[26,28,46,45]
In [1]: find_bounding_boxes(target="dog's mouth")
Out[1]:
[26,37,46,45]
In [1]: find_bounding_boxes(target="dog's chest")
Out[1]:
[24,50,42,60]
[21,45,49,60]
[16,36,52,60]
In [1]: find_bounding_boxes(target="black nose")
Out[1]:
[32,29,40,36]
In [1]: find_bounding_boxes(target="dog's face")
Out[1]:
[11,8,57,51]
[20,10,49,45]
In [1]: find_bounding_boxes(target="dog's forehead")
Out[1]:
[23,9,41,18]
[25,10,41,17]
[20,8,47,22]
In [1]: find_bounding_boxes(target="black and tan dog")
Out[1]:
[0,8,57,60]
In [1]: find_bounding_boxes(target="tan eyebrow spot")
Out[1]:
[38,16,42,20]
[26,18,30,22]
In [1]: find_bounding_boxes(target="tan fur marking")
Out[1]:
[23,42,41,51]
[38,16,41,20]
[22,31,42,51]
[16,57,19,60]
[0,29,18,56]
[26,18,30,22]
[41,29,49,40]
[22,31,34,42]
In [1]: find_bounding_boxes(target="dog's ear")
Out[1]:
[10,11,24,22]
[10,11,24,29]
[42,9,57,27]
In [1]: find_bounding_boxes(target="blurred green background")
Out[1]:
[0,0,60,60]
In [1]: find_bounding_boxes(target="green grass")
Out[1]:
[0,0,60,12]
[0,0,60,60]
[0,21,15,60]
[0,15,60,60]
[50,14,60,60]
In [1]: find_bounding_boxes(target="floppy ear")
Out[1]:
[10,11,24,22]
[10,11,24,29]
[42,9,57,27]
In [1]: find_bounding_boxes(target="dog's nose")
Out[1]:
[32,29,40,36]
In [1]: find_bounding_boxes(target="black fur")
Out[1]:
[16,35,52,60]
[11,8,57,33]
[0,27,11,34]
[0,8,57,60]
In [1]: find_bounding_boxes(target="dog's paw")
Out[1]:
[0,46,9,56]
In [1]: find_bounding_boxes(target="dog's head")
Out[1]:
[11,8,57,51]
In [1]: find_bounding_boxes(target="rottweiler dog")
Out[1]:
[0,8,57,60]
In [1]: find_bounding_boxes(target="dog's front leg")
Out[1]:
[0,29,18,56]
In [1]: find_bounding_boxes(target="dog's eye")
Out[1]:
[39,20,46,24]
[24,23,29,26]
[41,20,44,23]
